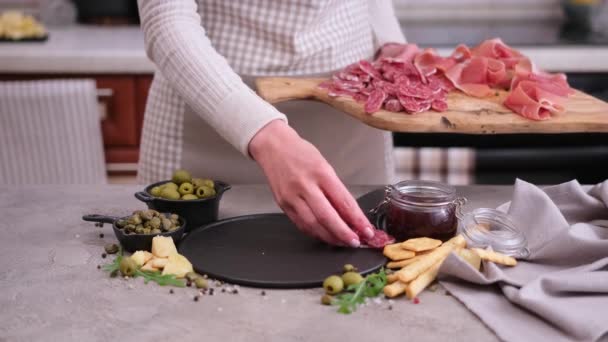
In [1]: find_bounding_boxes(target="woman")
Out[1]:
[137,0,406,247]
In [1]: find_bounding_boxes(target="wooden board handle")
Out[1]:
[255,77,326,104]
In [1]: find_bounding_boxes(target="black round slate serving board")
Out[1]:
[178,212,387,289]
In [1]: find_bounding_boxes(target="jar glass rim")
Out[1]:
[389,180,456,205]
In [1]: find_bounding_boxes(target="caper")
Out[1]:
[140,210,154,221]
[170,217,180,225]
[124,224,135,232]
[150,186,162,197]
[161,218,172,231]
[342,272,364,287]
[194,278,208,289]
[322,275,344,295]
[119,256,138,277]
[172,169,192,185]
[343,264,357,273]
[195,185,216,198]
[143,228,151,235]
[321,294,333,305]
[135,226,145,234]
[128,214,142,225]
[116,219,127,228]
[149,217,161,229]
[143,221,151,229]
[150,210,160,217]
[151,228,162,235]
[181,194,198,200]
[160,187,180,200]
[104,243,119,254]
[170,214,179,220]
[168,225,178,232]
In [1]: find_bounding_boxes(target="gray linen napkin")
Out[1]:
[439,179,608,342]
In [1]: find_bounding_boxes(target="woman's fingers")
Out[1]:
[305,188,361,247]
[321,174,375,239]
[283,199,344,246]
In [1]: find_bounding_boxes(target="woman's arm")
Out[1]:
[138,0,286,156]
[369,0,407,46]
[138,0,374,246]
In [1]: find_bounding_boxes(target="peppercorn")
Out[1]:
[232,289,238,294]
[388,305,393,310]
[101,253,107,259]
[169,289,174,294]
[221,288,226,293]
[194,296,199,302]
[186,280,192,287]
[261,291,266,296]
[99,233,104,238]
[96,265,101,269]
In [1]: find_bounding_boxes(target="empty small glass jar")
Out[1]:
[374,180,466,242]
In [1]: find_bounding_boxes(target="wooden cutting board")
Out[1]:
[256,77,608,134]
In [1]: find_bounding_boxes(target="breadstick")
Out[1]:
[401,237,442,252]
[397,235,466,283]
[386,255,424,269]
[383,243,416,261]
[383,281,408,298]
[405,261,441,299]
[471,248,517,266]
[386,273,399,284]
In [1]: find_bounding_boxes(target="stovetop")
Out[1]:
[402,20,608,47]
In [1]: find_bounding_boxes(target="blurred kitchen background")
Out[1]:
[0,0,606,185]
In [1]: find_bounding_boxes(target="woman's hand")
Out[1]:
[249,120,375,247]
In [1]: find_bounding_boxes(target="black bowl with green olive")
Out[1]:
[82,210,185,253]
[135,180,231,232]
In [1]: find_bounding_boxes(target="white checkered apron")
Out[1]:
[138,0,396,185]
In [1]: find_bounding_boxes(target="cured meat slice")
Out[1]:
[361,229,395,249]
[431,99,448,112]
[384,97,403,112]
[364,89,387,113]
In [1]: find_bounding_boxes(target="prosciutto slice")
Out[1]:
[320,38,571,120]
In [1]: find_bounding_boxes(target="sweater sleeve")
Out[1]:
[137,0,287,157]
[369,0,407,46]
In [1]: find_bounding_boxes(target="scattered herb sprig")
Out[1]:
[102,248,185,287]
[332,268,387,314]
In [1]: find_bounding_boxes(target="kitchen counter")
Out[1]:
[0,184,516,341]
[1,26,608,74]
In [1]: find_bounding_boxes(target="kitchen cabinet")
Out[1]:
[0,73,153,175]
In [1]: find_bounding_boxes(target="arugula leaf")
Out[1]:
[332,268,387,314]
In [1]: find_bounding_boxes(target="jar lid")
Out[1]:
[389,180,456,206]
[458,208,529,258]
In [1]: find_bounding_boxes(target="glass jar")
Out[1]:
[374,180,466,242]
[458,208,530,258]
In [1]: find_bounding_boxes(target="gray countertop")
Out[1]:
[0,26,607,74]
[0,184,514,342]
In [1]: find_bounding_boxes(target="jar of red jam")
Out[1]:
[374,180,466,242]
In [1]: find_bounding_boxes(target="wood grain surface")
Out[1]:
[256,77,608,134]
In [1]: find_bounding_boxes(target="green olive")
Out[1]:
[342,272,364,287]
[201,179,215,189]
[322,275,344,295]
[162,182,179,191]
[104,243,119,254]
[150,186,162,197]
[321,294,333,305]
[160,187,180,200]
[178,182,194,195]
[185,272,200,281]
[171,169,192,185]
[181,194,198,200]
[343,264,357,273]
[191,178,205,189]
[119,256,138,277]
[194,278,208,289]
[195,185,216,198]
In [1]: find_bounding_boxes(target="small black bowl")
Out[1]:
[134,180,231,232]
[82,213,185,253]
